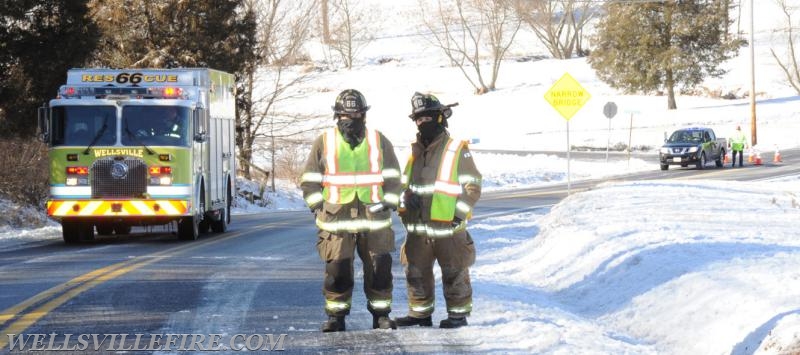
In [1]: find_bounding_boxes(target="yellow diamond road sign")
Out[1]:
[544,73,591,121]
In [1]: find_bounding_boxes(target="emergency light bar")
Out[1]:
[58,86,188,99]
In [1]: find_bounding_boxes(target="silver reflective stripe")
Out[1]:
[326,300,351,311]
[382,169,401,178]
[434,180,462,195]
[317,218,392,232]
[383,193,400,205]
[447,303,472,314]
[369,299,392,310]
[405,223,462,238]
[301,172,323,183]
[458,175,480,184]
[456,200,471,214]
[306,192,323,205]
[410,302,434,313]
[409,184,435,195]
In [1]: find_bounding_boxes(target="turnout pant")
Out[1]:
[400,230,476,318]
[732,149,744,166]
[317,227,395,317]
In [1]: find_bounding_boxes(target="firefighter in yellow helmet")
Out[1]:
[395,92,481,329]
[300,89,402,332]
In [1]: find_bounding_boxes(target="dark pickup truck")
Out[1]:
[659,127,726,170]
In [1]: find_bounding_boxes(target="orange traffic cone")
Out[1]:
[755,152,763,166]
[748,149,754,163]
[774,147,782,163]
[724,152,731,164]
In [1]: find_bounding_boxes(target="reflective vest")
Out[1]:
[402,137,466,222]
[322,127,384,204]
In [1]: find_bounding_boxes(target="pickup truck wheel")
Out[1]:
[715,150,725,167]
[696,153,706,170]
[660,164,668,171]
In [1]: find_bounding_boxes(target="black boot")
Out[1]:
[321,316,346,332]
[373,315,397,329]
[394,315,433,327]
[439,316,467,329]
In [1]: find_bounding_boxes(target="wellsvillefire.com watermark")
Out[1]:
[6,333,288,352]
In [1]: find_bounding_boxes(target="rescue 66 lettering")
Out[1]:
[81,72,178,84]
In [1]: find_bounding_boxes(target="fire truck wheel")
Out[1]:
[62,219,94,244]
[96,223,114,236]
[199,219,211,233]
[178,216,199,241]
[211,193,230,233]
[114,224,132,235]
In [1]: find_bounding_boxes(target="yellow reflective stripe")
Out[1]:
[383,193,400,205]
[323,173,384,185]
[410,302,434,313]
[46,200,188,217]
[369,299,392,310]
[316,218,392,232]
[447,303,472,314]
[382,169,401,178]
[306,192,323,205]
[301,172,323,183]
[325,300,351,311]
[456,200,471,214]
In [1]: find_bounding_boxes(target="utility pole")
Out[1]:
[749,0,757,145]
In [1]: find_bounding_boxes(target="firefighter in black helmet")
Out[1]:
[395,92,481,329]
[300,89,402,332]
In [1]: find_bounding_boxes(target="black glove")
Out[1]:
[403,191,421,210]
[309,201,322,214]
[451,216,463,228]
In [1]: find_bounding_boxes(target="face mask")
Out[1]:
[417,120,443,143]
[337,118,366,147]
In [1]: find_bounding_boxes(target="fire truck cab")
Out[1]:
[39,68,236,243]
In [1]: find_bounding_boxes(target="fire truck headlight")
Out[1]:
[66,177,78,186]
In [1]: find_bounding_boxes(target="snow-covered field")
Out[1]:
[2,0,800,353]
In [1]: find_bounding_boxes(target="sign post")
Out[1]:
[544,73,591,195]
[603,101,618,162]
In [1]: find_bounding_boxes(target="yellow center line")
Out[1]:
[0,225,273,349]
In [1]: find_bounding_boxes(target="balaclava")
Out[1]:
[417,112,446,146]
[337,116,366,148]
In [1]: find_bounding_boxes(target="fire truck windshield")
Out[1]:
[51,106,117,147]
[121,106,190,147]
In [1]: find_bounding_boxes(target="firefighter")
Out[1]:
[300,89,402,332]
[395,92,481,329]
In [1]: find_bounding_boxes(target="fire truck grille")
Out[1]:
[91,158,147,198]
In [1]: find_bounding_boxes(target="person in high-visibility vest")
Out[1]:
[394,92,482,329]
[729,125,748,167]
[300,89,402,332]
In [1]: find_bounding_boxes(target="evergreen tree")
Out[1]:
[588,1,743,109]
[0,0,98,137]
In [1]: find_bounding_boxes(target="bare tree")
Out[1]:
[238,0,327,190]
[510,0,596,59]
[420,0,522,94]
[771,0,800,94]
[327,0,378,69]
[321,0,331,44]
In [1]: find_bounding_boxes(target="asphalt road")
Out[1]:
[1,149,797,353]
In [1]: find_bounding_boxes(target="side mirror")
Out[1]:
[193,108,207,143]
[37,106,50,143]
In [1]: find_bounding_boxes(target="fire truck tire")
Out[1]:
[199,219,211,233]
[178,216,199,240]
[211,192,230,233]
[96,223,114,236]
[62,219,94,244]
[114,224,131,235]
